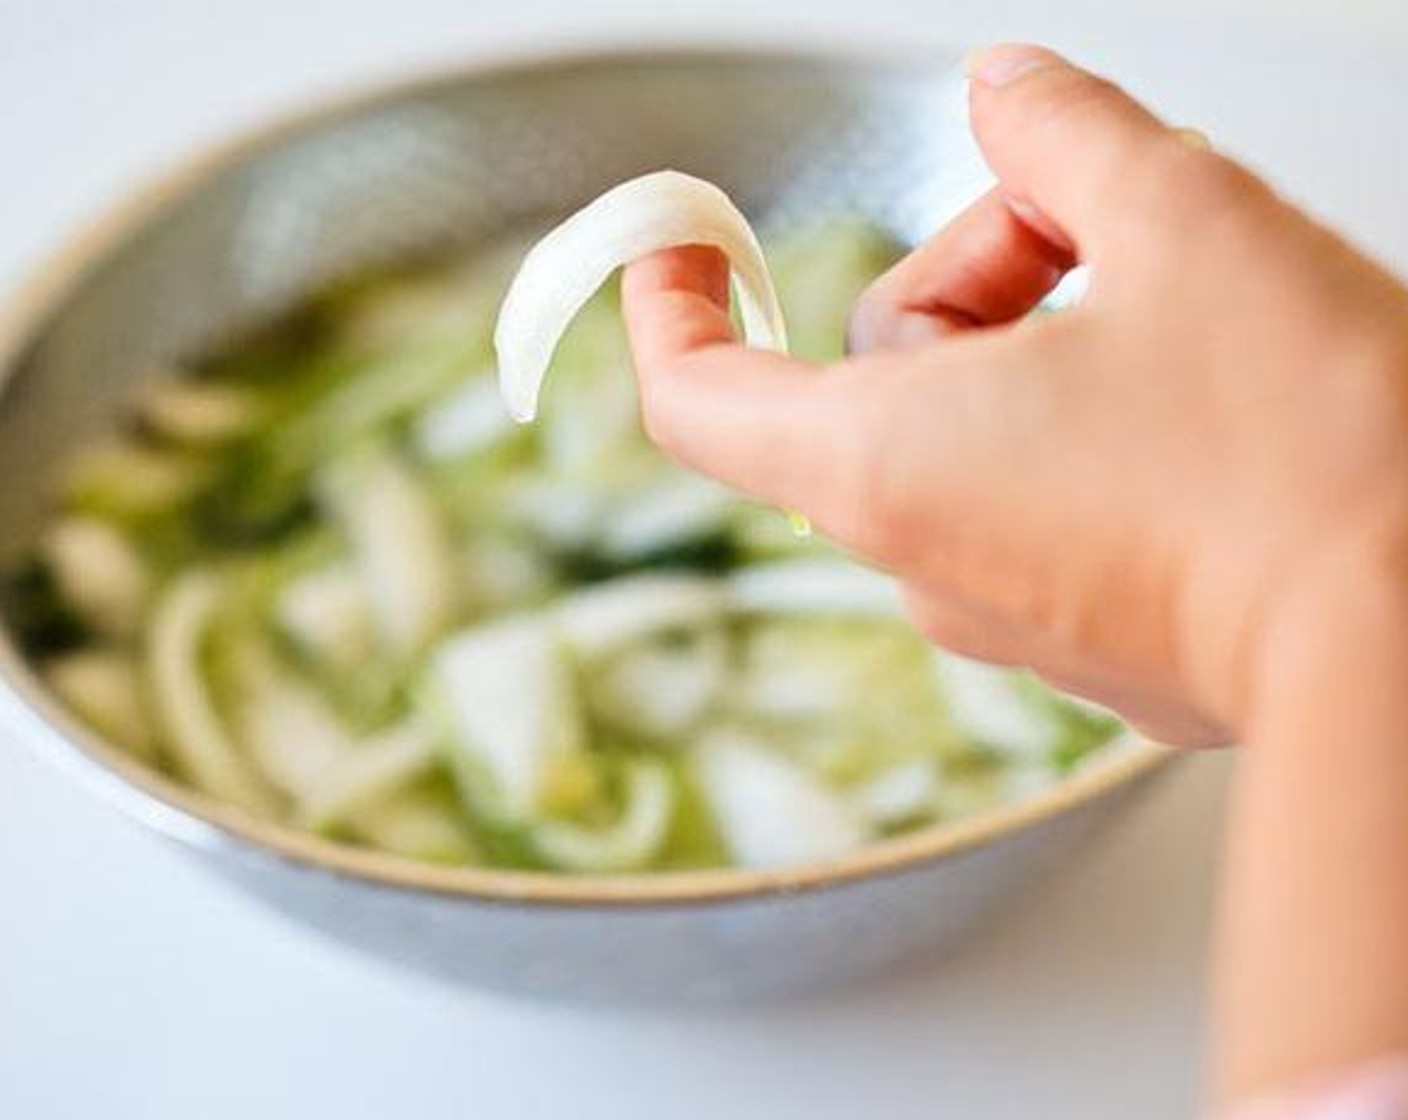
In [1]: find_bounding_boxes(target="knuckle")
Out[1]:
[1139,143,1269,221]
[1006,66,1275,235]
[846,278,894,356]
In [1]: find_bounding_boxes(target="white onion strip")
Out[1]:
[147,573,279,817]
[494,170,789,422]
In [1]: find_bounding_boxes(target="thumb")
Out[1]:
[966,44,1261,263]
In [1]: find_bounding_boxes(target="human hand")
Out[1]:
[622,44,1408,751]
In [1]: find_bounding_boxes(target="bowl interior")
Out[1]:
[0,47,1164,903]
[0,50,989,554]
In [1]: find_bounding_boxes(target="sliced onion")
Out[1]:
[853,759,939,828]
[933,653,1058,756]
[725,559,903,618]
[295,722,440,831]
[430,615,585,820]
[694,730,866,868]
[344,786,478,864]
[273,563,378,673]
[139,377,264,445]
[532,760,675,873]
[224,634,359,798]
[147,573,279,816]
[319,446,459,654]
[45,649,157,762]
[410,372,515,460]
[600,474,734,562]
[41,517,151,640]
[494,170,788,422]
[588,628,728,742]
[552,573,725,656]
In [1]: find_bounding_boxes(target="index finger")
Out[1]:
[622,245,879,532]
[966,44,1261,262]
[620,243,736,368]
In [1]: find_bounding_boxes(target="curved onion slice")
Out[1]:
[147,573,279,816]
[494,170,789,422]
[532,759,675,873]
[225,633,358,797]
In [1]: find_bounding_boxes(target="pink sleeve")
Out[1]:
[1220,1058,1408,1120]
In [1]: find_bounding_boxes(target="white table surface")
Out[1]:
[2,4,1406,1118]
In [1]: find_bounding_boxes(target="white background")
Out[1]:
[2,3,1406,1117]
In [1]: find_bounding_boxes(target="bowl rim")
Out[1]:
[0,41,1175,909]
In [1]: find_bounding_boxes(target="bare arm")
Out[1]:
[1217,539,1408,1099]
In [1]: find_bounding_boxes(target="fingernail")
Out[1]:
[965,43,1063,88]
[1175,126,1213,150]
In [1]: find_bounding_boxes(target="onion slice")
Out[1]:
[532,759,675,873]
[694,729,866,868]
[147,573,279,816]
[494,170,788,422]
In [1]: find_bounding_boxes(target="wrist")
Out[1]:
[1244,513,1408,738]
[1212,512,1408,1101]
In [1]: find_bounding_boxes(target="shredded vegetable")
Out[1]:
[1,219,1124,873]
[494,170,788,422]
[695,730,866,868]
[147,574,280,816]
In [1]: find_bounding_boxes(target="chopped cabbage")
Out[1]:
[5,221,1125,874]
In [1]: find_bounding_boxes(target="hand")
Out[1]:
[626,44,1408,1105]
[622,44,1408,751]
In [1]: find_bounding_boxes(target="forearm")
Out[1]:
[1213,536,1408,1105]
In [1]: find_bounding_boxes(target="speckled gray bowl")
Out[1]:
[0,46,1171,1005]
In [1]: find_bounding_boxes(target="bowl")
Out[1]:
[0,45,1171,1005]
